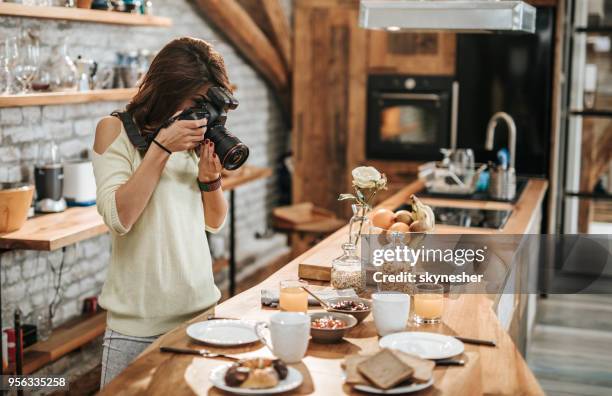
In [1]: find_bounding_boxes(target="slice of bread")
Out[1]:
[357,348,414,389]
[343,355,370,385]
[390,350,435,383]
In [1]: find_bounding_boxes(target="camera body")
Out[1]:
[177,86,249,170]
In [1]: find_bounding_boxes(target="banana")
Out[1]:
[407,194,435,232]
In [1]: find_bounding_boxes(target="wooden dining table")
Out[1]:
[100,179,548,396]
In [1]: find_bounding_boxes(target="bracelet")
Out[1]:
[152,139,172,155]
[197,175,222,192]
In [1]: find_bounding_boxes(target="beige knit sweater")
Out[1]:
[92,126,221,337]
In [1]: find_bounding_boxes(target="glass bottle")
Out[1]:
[47,39,77,92]
[331,243,365,293]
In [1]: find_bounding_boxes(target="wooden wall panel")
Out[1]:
[294,0,461,216]
[293,0,366,216]
[367,31,456,75]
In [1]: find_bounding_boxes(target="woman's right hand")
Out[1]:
[155,118,208,153]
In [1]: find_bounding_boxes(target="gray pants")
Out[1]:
[100,328,159,388]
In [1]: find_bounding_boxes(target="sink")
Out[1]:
[419,177,528,204]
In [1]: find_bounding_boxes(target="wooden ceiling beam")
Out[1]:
[194,0,289,95]
[238,0,293,70]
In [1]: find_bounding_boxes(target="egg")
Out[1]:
[371,208,395,230]
[389,222,410,233]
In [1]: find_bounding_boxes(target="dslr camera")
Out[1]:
[175,86,249,170]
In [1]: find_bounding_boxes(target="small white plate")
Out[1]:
[379,331,464,360]
[186,319,259,347]
[209,364,303,395]
[353,377,434,394]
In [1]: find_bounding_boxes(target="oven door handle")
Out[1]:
[378,92,442,101]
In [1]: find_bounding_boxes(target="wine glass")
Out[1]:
[14,39,39,93]
[0,41,8,95]
[2,37,20,94]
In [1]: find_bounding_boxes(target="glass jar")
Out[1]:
[348,203,371,247]
[331,243,365,293]
[47,39,77,92]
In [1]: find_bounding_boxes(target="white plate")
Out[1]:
[186,319,259,346]
[353,377,434,394]
[209,364,303,395]
[379,331,464,360]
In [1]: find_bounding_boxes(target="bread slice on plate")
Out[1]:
[343,355,370,385]
[390,349,435,383]
[357,348,414,390]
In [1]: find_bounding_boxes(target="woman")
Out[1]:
[92,37,230,387]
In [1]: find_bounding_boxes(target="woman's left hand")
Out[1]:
[198,139,223,182]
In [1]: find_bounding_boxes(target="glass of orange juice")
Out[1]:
[413,283,444,324]
[279,279,309,312]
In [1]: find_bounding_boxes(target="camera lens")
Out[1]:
[206,124,249,170]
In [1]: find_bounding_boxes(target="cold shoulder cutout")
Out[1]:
[94,116,122,155]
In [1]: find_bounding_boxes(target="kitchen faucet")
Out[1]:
[485,112,517,200]
[485,112,516,170]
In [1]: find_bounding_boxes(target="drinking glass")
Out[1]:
[2,37,20,94]
[413,283,444,324]
[279,279,308,312]
[0,42,8,95]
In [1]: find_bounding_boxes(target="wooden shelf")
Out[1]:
[0,166,272,252]
[0,206,107,251]
[0,3,172,27]
[0,88,137,108]
[7,311,106,375]
[223,166,273,190]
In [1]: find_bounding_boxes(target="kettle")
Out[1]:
[74,56,98,91]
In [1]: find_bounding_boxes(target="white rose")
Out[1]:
[352,166,381,189]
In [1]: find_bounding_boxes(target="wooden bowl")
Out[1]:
[309,312,357,343]
[77,0,94,9]
[324,297,372,323]
[0,183,34,233]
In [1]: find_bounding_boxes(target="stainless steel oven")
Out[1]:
[366,75,458,161]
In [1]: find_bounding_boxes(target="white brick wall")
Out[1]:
[0,0,291,369]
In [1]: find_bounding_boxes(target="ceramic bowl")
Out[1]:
[324,297,372,323]
[309,312,357,343]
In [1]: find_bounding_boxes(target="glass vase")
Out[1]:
[348,203,371,248]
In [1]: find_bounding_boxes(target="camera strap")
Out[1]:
[111,111,155,156]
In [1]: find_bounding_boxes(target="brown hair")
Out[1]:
[126,37,232,133]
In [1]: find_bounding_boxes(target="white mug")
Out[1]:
[372,292,410,336]
[255,312,310,363]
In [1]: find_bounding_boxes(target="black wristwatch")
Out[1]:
[197,175,222,192]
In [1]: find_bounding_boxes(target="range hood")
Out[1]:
[359,0,537,33]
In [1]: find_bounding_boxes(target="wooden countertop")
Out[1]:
[0,165,272,251]
[298,178,549,281]
[101,179,548,396]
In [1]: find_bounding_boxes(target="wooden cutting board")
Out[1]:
[298,227,347,281]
